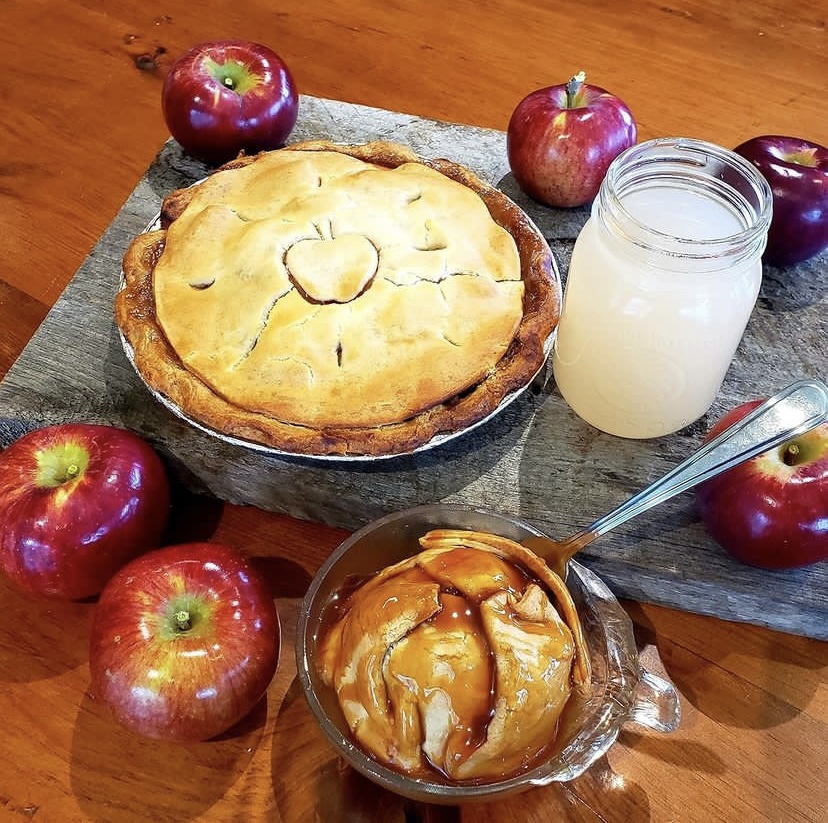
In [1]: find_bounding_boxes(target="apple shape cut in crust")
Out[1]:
[116,140,561,457]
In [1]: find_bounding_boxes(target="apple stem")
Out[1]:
[174,610,192,632]
[223,76,236,90]
[66,463,80,479]
[565,71,587,108]
[782,443,801,466]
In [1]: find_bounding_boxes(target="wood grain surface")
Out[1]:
[0,1,826,822]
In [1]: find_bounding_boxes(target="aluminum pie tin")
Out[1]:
[117,208,559,463]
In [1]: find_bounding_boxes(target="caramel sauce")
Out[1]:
[420,592,494,766]
[316,548,574,785]
[317,572,365,638]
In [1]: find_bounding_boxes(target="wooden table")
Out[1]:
[0,1,825,820]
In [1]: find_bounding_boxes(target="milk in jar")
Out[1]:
[552,138,773,439]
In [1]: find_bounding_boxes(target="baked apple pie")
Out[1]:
[116,140,560,456]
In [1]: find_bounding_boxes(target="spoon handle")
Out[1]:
[578,378,828,544]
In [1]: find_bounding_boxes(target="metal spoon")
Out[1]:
[523,378,828,578]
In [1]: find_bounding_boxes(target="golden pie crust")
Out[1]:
[116,140,560,456]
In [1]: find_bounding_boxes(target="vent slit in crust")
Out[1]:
[232,290,289,367]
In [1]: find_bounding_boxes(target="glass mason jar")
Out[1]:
[552,137,773,439]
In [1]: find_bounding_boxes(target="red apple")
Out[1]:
[507,71,637,208]
[733,135,827,267]
[162,40,299,166]
[695,400,828,568]
[89,542,280,742]
[0,423,170,599]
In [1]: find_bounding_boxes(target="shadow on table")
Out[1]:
[69,689,268,822]
[625,602,827,729]
[270,677,462,822]
[270,677,652,823]
[0,577,94,683]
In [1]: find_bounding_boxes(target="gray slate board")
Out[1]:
[2,95,826,639]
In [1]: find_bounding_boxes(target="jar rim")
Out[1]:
[598,137,773,263]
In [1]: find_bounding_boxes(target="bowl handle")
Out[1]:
[628,668,681,732]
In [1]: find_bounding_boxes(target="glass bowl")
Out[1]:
[295,504,680,803]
